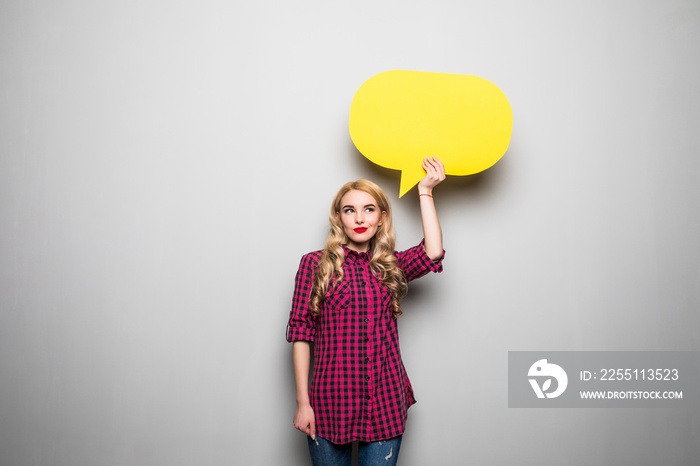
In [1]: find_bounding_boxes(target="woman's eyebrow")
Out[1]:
[341,203,377,209]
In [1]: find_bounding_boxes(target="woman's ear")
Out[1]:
[379,211,387,226]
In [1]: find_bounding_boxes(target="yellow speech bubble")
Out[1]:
[349,70,513,197]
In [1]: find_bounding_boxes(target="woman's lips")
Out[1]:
[354,227,368,233]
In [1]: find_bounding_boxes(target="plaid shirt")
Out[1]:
[286,241,444,444]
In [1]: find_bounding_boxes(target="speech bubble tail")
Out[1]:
[398,165,425,198]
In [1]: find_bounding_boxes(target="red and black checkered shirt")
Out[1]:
[286,241,444,444]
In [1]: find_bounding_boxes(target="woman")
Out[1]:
[286,157,445,465]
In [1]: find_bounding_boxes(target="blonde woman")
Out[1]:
[286,157,445,466]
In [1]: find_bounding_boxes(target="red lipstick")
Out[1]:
[354,227,368,233]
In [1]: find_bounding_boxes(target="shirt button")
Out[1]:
[365,357,370,362]
[364,318,369,323]
[364,337,369,342]
[366,395,371,400]
[365,375,370,380]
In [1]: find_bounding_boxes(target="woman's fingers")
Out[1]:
[419,156,446,189]
[422,157,436,177]
[293,405,316,440]
[432,156,446,178]
[426,156,445,179]
[308,419,316,441]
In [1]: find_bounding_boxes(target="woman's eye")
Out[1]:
[365,207,375,212]
[344,208,354,214]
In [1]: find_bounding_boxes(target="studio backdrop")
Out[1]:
[1,1,698,465]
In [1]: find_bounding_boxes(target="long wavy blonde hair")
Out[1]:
[310,180,408,319]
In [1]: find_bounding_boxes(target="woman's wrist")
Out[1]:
[418,187,433,196]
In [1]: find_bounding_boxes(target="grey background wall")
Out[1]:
[1,1,698,465]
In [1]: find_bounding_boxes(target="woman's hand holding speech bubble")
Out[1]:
[349,70,513,197]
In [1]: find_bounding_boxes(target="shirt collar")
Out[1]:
[342,245,371,262]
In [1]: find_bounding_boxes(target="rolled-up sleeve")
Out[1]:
[286,252,321,342]
[396,239,444,282]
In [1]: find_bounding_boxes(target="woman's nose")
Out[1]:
[355,213,364,224]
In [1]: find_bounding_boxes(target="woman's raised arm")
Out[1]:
[417,156,445,261]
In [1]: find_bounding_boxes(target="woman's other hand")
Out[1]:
[293,403,316,440]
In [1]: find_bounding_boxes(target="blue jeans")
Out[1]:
[307,435,402,466]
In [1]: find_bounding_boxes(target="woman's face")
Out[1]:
[336,189,386,252]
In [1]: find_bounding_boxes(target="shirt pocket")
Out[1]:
[323,280,351,313]
[380,284,392,306]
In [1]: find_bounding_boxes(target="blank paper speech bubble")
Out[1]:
[349,70,513,197]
